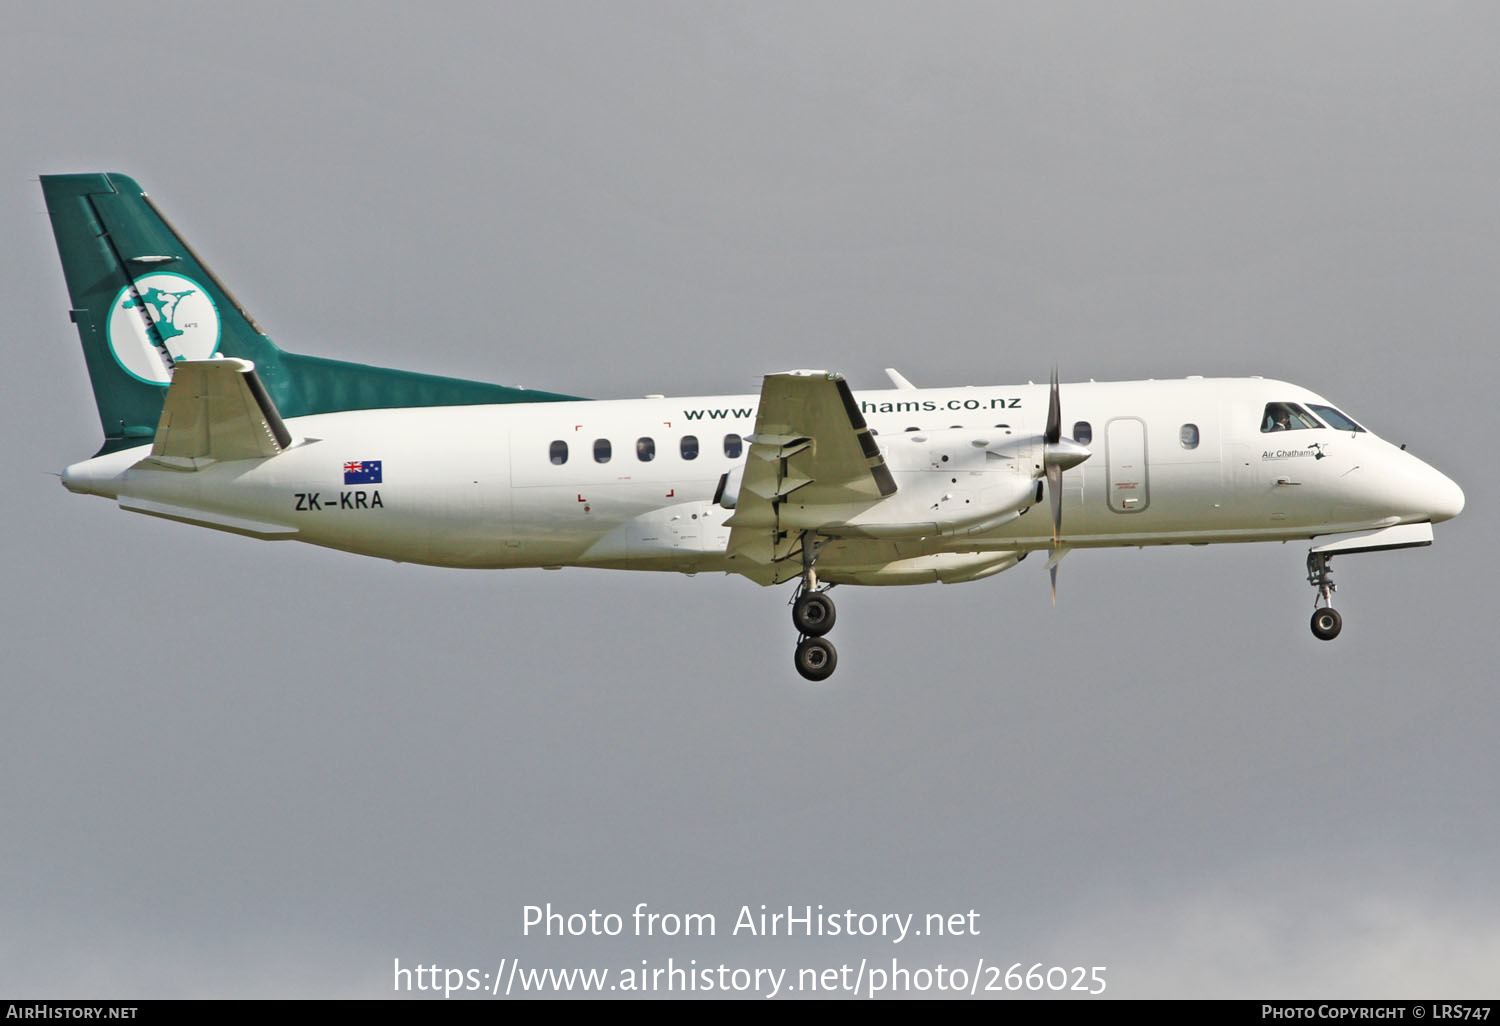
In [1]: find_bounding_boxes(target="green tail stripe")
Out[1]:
[41,173,585,455]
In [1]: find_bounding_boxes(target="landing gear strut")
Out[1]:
[1306,550,1342,641]
[791,533,838,682]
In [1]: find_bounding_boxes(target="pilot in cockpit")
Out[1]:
[1265,404,1292,431]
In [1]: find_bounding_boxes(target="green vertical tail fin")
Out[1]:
[41,172,582,454]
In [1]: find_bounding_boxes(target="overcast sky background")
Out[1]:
[3,1,1497,999]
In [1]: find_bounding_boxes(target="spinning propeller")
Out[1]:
[1041,370,1092,602]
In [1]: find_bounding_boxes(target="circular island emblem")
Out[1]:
[105,272,221,384]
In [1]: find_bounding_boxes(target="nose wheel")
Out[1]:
[1306,550,1342,641]
[790,532,839,682]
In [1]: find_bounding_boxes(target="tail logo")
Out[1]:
[106,272,221,384]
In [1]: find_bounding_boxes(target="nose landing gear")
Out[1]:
[791,533,839,682]
[1306,550,1342,641]
[1310,606,1343,641]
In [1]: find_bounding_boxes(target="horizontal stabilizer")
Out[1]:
[136,358,291,470]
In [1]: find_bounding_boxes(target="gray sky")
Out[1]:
[3,1,1497,999]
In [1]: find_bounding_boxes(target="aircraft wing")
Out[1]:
[725,370,896,577]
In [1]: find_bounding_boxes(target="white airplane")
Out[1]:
[44,173,1465,681]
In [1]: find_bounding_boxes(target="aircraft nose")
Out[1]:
[1427,466,1465,523]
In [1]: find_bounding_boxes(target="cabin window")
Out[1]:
[1261,402,1323,432]
[724,433,743,458]
[549,440,568,465]
[680,435,699,460]
[1308,404,1366,433]
[1179,423,1200,449]
[593,438,612,463]
[1073,421,1092,445]
[637,437,656,462]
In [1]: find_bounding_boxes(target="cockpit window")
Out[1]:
[1307,404,1366,433]
[1261,402,1324,432]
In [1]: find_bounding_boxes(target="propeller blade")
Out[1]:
[1047,462,1063,545]
[1037,370,1089,604]
[1046,546,1069,605]
[1045,368,1061,445]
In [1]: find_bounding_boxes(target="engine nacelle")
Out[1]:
[817,426,1042,539]
[716,425,1045,539]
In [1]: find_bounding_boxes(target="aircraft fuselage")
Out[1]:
[61,376,1463,584]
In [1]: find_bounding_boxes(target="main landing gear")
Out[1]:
[791,533,838,682]
[1306,550,1342,641]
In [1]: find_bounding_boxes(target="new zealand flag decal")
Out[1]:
[343,460,383,485]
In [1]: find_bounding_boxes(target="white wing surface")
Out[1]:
[725,370,896,577]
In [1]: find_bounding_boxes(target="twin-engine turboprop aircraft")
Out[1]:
[44,173,1465,681]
